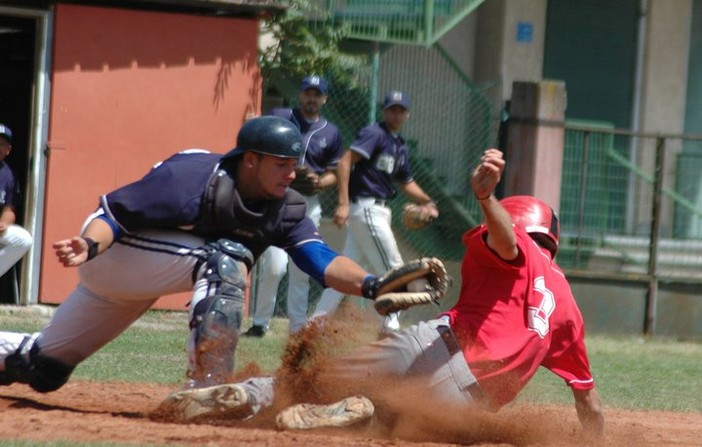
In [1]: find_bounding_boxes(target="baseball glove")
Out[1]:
[402,202,438,230]
[290,165,321,196]
[368,257,451,316]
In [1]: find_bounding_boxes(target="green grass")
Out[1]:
[0,306,288,386]
[518,334,702,412]
[2,306,701,413]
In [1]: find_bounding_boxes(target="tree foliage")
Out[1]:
[259,0,366,89]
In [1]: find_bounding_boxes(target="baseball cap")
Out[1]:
[0,124,12,143]
[383,91,410,110]
[300,76,328,95]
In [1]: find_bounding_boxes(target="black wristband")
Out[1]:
[361,274,380,300]
[84,237,99,261]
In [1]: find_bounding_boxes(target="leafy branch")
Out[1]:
[259,0,366,87]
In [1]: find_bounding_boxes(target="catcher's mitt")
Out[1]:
[402,202,438,230]
[365,257,451,316]
[290,165,321,196]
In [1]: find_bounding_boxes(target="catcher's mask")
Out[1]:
[223,116,303,160]
[500,195,560,257]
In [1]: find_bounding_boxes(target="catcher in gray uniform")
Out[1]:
[0,116,447,397]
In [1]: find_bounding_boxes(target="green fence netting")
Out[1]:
[252,43,496,319]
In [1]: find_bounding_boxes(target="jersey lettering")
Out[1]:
[375,154,396,174]
[528,276,555,338]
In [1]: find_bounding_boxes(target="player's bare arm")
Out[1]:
[332,149,357,228]
[53,217,115,267]
[0,205,16,232]
[471,149,518,260]
[572,388,605,437]
[322,255,369,296]
[398,181,439,218]
[317,170,337,190]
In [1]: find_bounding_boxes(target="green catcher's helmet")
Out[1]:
[223,116,303,160]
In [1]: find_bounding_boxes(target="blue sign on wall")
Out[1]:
[517,21,533,43]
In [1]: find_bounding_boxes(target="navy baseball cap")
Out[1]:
[300,75,328,95]
[0,124,12,143]
[383,91,410,110]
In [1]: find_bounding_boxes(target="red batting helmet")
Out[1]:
[500,195,560,256]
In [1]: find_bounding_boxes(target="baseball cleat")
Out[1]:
[242,325,267,338]
[157,383,252,421]
[275,395,374,430]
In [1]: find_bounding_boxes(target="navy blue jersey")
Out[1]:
[0,161,19,208]
[347,122,413,200]
[270,108,344,174]
[100,151,324,261]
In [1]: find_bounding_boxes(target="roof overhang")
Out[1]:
[0,0,287,18]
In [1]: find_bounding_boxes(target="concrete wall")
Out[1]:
[570,276,702,339]
[634,0,693,236]
[474,0,547,108]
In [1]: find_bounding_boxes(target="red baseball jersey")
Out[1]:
[442,225,595,408]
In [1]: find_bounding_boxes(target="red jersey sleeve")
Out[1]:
[541,320,596,390]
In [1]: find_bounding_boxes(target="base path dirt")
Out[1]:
[1,381,701,446]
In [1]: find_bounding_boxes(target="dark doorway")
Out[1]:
[0,15,36,303]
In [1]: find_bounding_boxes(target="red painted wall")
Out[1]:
[41,4,261,308]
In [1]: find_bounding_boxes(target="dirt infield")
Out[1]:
[1,381,701,446]
[2,308,700,446]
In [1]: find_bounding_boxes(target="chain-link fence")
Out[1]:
[558,123,702,281]
[556,122,702,335]
[250,43,497,322]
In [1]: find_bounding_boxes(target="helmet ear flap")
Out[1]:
[530,233,558,257]
[500,195,559,255]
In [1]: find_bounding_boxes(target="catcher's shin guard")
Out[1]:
[188,240,252,387]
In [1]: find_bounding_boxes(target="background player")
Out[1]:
[312,90,438,334]
[0,124,33,283]
[167,149,604,440]
[244,75,343,337]
[0,116,409,394]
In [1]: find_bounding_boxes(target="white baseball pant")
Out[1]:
[0,224,32,277]
[313,197,402,331]
[252,195,322,334]
[237,318,480,415]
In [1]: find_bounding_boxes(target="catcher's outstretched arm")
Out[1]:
[323,255,370,296]
[289,241,378,298]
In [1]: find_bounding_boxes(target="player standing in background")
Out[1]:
[0,124,33,282]
[312,90,438,334]
[243,75,344,337]
[0,116,406,395]
[164,149,604,440]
